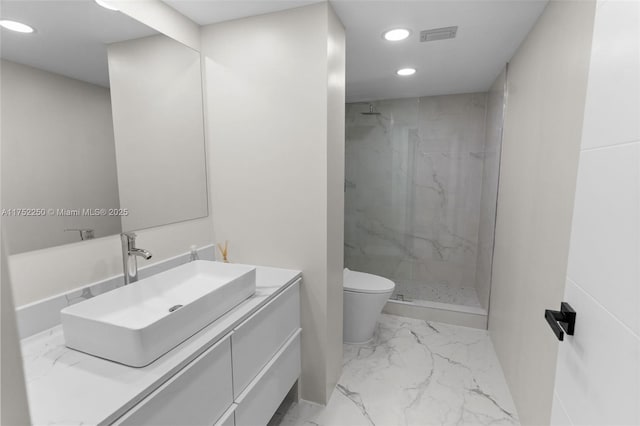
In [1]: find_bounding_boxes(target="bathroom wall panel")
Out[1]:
[201,3,345,405]
[0,60,121,254]
[9,217,213,306]
[325,3,346,399]
[488,0,596,424]
[0,237,31,425]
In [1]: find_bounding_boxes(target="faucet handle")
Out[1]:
[121,232,138,251]
[122,232,137,242]
[65,228,95,241]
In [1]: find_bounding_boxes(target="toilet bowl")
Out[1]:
[343,268,395,344]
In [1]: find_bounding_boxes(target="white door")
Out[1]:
[549,1,640,425]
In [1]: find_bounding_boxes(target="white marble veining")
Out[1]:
[21,265,300,426]
[279,314,518,426]
[345,94,495,310]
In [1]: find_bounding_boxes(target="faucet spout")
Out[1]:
[121,233,152,285]
[130,248,152,260]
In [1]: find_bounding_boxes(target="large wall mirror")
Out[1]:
[1,0,208,255]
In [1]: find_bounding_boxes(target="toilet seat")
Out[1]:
[343,268,395,294]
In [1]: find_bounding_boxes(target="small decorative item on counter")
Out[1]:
[217,240,229,263]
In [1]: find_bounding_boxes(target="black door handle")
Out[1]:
[544,302,576,341]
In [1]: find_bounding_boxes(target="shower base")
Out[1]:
[384,280,488,329]
[392,280,483,309]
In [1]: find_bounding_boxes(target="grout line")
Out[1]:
[553,390,576,426]
[566,276,640,341]
[581,138,640,153]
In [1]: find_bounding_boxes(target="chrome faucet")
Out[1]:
[121,232,152,285]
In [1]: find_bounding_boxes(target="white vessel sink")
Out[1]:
[61,261,256,367]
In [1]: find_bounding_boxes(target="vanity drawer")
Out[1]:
[232,280,300,397]
[235,330,301,426]
[114,335,233,426]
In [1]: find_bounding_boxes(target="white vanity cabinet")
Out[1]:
[113,279,301,426]
[114,335,233,426]
[235,330,301,426]
[232,280,301,397]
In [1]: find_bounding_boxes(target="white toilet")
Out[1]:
[343,268,395,344]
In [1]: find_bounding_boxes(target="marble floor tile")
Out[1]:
[278,314,518,426]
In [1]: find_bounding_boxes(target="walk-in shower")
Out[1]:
[344,69,507,324]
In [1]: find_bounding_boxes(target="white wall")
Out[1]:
[108,34,208,232]
[201,3,345,405]
[325,4,345,398]
[9,217,213,306]
[488,1,596,424]
[1,231,30,422]
[1,60,121,254]
[111,0,199,51]
[550,1,640,424]
[1,240,31,425]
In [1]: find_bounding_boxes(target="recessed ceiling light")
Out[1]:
[95,0,119,11]
[0,20,34,34]
[383,28,411,42]
[397,68,417,76]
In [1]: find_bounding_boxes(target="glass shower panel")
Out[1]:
[344,99,418,292]
[345,91,493,310]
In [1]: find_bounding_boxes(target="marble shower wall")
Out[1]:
[345,92,493,308]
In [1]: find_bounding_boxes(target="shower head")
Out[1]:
[361,104,381,115]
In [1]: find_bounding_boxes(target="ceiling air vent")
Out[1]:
[420,26,458,42]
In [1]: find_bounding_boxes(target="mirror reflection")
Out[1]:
[0,0,209,255]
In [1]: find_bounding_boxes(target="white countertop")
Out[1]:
[21,265,301,426]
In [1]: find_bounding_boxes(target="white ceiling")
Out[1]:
[165,0,548,102]
[163,0,322,25]
[0,0,157,87]
[0,1,548,98]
